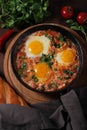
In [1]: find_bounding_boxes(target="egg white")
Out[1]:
[24,35,50,58]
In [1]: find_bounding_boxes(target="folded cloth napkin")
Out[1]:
[0,89,87,130]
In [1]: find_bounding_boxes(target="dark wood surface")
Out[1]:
[0,0,87,85]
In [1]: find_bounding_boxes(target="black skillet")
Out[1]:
[10,23,87,93]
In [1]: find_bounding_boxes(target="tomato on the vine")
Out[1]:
[76,12,87,24]
[60,6,74,19]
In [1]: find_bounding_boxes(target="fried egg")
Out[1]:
[34,62,51,83]
[55,48,76,66]
[25,35,50,58]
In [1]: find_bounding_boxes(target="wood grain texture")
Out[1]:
[0,77,5,103]
[0,77,28,106]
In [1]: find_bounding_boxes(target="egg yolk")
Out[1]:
[34,62,51,82]
[61,49,75,63]
[28,40,43,55]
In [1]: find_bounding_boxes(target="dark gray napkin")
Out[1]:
[0,90,87,130]
[61,90,87,130]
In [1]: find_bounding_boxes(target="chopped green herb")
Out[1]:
[32,75,38,82]
[47,62,53,68]
[48,36,54,40]
[47,54,54,60]
[52,42,61,48]
[44,34,54,40]
[56,44,61,48]
[21,62,27,69]
[64,75,70,79]
[40,54,46,62]
[58,35,65,42]
[73,65,78,69]
[48,82,58,89]
[63,70,73,76]
[40,53,54,68]
[58,76,63,80]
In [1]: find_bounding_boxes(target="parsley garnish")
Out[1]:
[40,53,54,68]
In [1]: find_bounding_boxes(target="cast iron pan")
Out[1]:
[11,23,87,93]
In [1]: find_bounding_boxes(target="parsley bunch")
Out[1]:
[0,0,50,28]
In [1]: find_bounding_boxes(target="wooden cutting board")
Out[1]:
[4,24,87,104]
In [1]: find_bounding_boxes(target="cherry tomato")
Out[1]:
[76,12,87,24]
[60,6,74,19]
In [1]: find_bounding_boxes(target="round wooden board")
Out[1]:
[4,23,87,104]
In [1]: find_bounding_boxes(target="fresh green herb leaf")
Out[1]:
[0,0,50,28]
[66,19,87,41]
[66,19,78,26]
[70,26,80,31]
